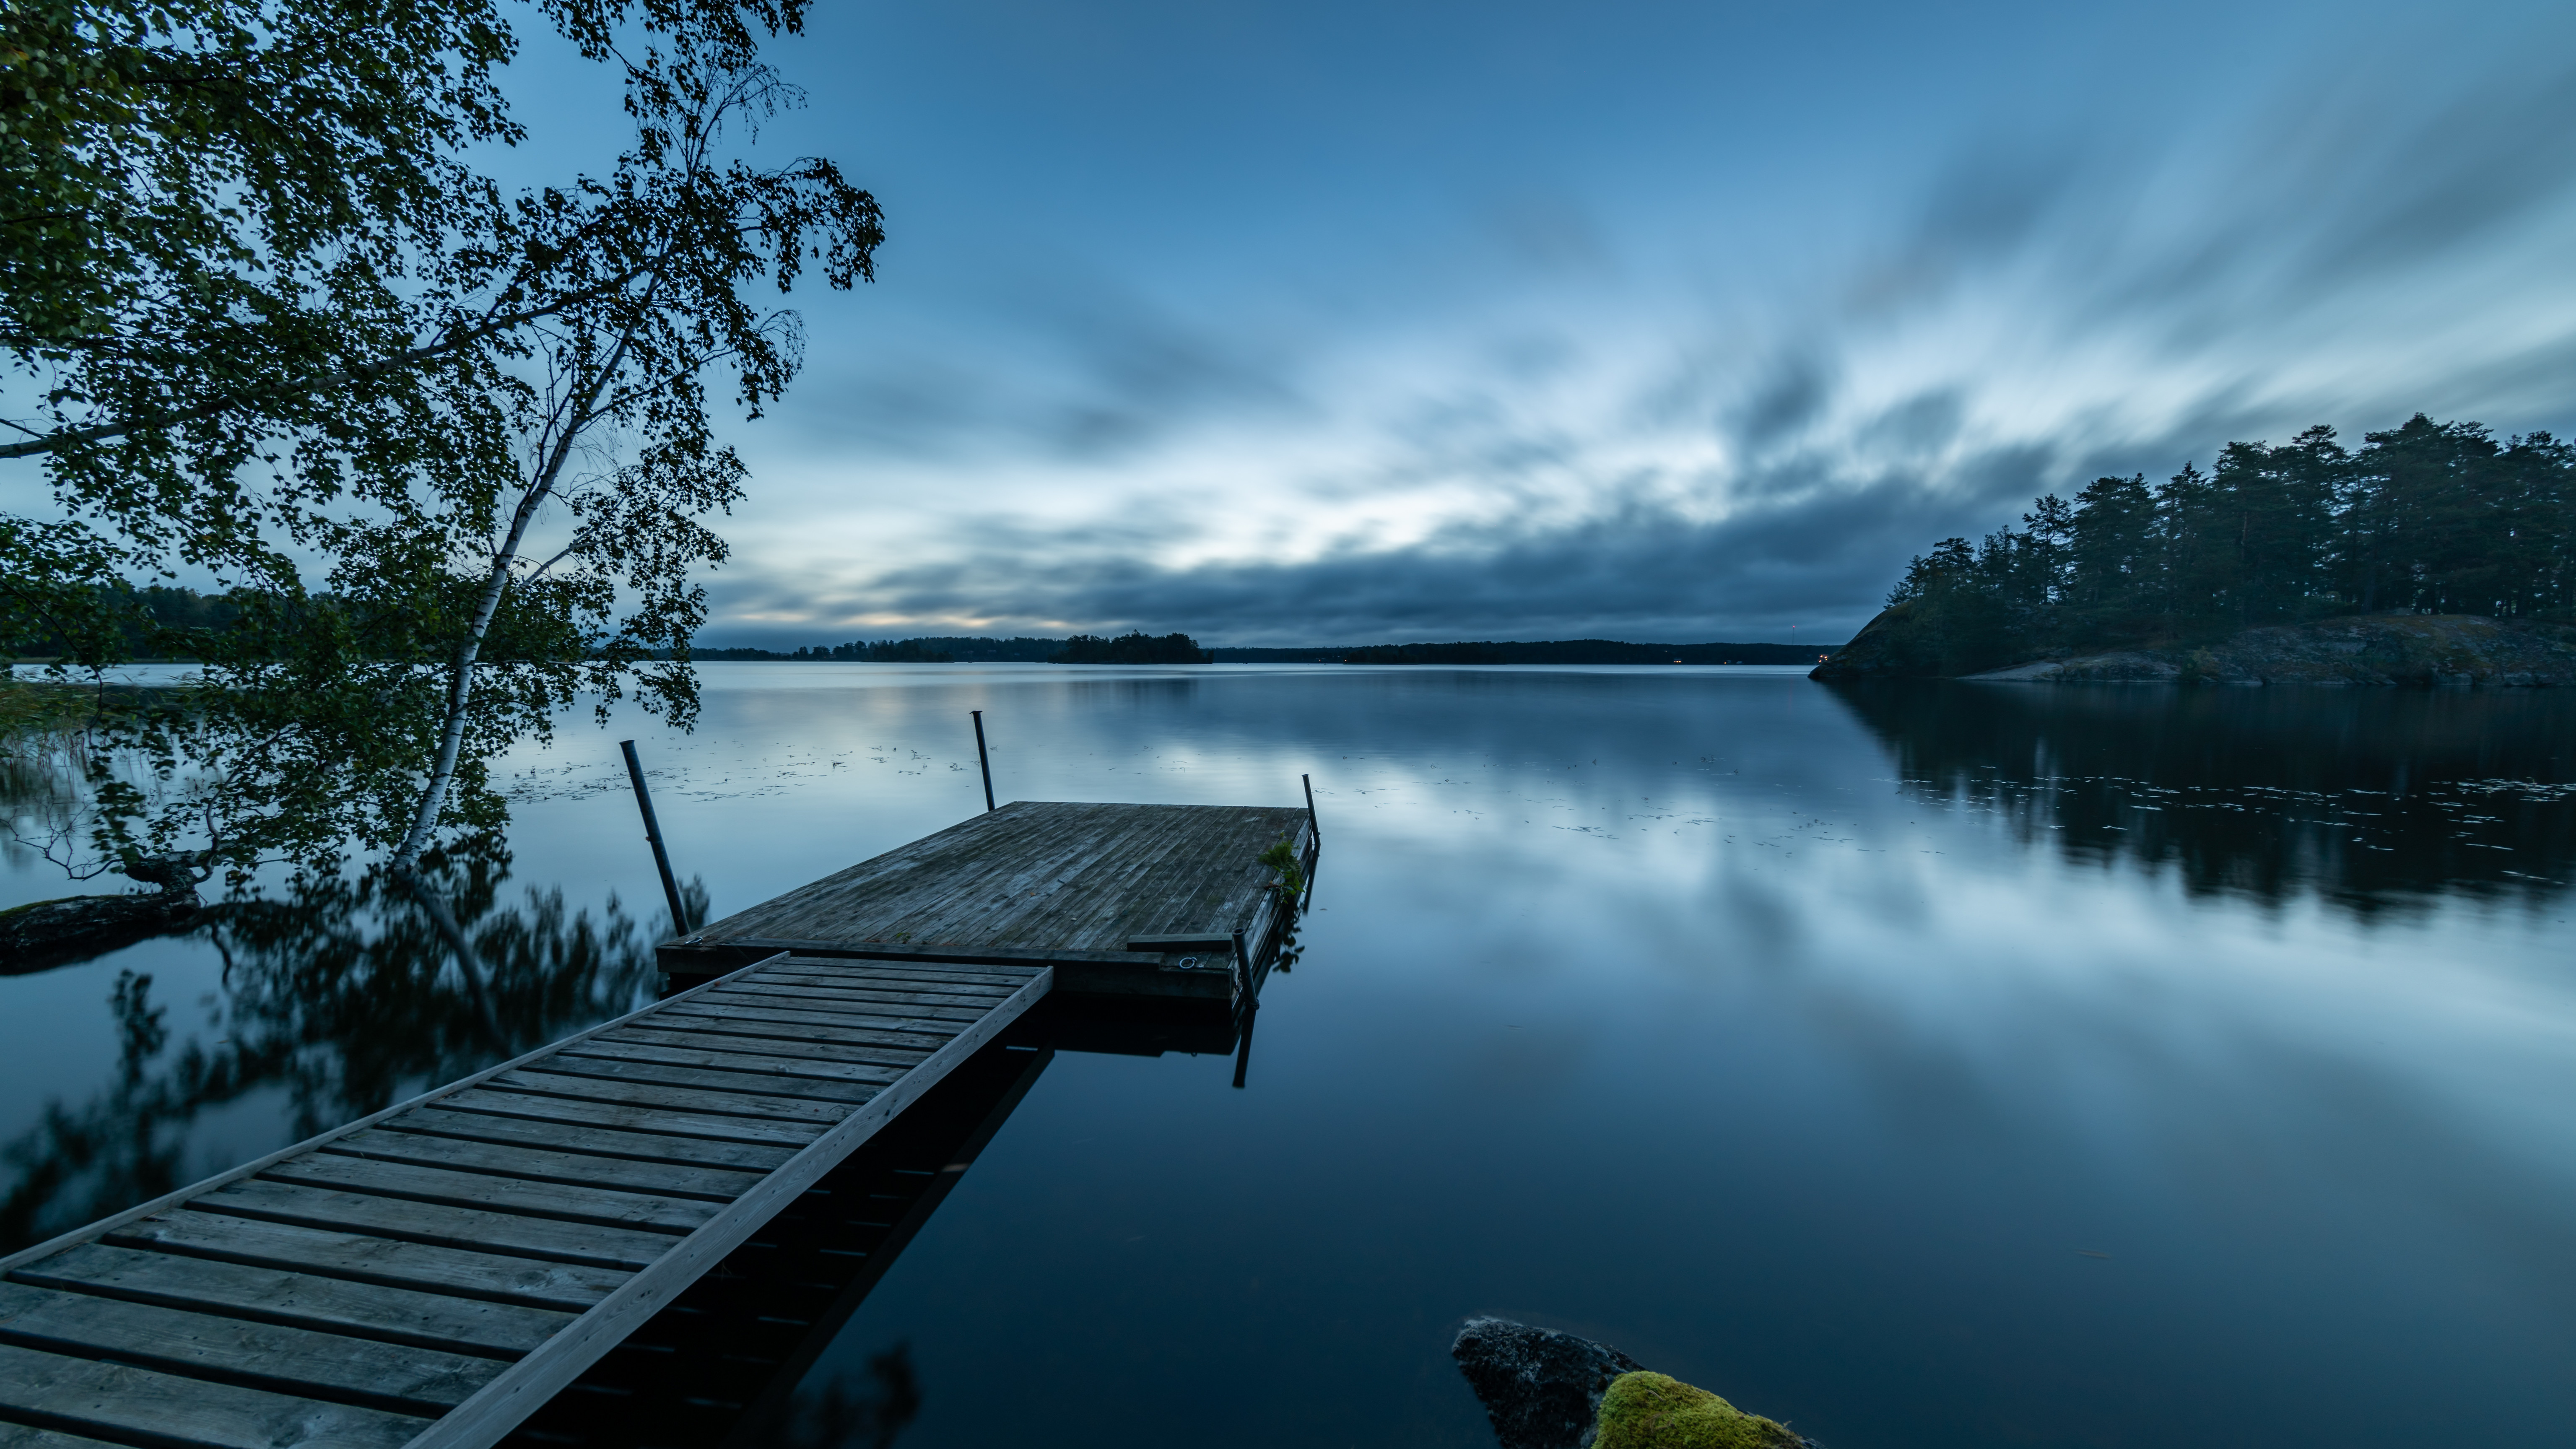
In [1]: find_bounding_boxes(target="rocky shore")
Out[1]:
[1813,612,2576,686]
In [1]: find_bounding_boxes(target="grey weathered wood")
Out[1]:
[0,1422,133,1449]
[432,1087,828,1146]
[0,1342,430,1449]
[655,1000,958,1043]
[685,801,1308,958]
[98,1213,627,1314]
[338,1127,761,1199]
[613,1015,937,1059]
[562,1036,915,1083]
[369,1114,792,1178]
[267,1153,723,1232]
[11,1244,573,1359]
[592,1024,931,1071]
[514,1055,885,1105]
[482,1070,857,1125]
[192,1181,679,1271]
[747,966,1016,999]
[0,807,1138,1449]
[684,995,984,1036]
[706,982,994,1019]
[680,937,1163,969]
[762,961,1037,989]
[0,1280,504,1414]
[402,965,1053,1449]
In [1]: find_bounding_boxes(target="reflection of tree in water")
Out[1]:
[768,1345,920,1449]
[1827,681,2576,913]
[0,847,675,1251]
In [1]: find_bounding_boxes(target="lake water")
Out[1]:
[5,664,2573,1448]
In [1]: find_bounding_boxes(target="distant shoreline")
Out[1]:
[676,636,1843,666]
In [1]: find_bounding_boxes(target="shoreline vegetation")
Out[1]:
[1816,412,2575,684]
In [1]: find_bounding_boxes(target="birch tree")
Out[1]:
[6,1,881,953]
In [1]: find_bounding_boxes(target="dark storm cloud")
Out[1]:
[721,438,2075,647]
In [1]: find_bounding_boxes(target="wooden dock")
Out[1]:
[0,953,1048,1449]
[0,794,1317,1449]
[657,800,1318,1004]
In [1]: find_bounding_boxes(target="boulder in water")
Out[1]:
[1451,1317,1646,1449]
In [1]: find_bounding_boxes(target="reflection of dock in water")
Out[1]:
[0,798,1314,1448]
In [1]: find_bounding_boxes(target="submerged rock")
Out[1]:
[1592,1371,1808,1449]
[1452,1317,1645,1449]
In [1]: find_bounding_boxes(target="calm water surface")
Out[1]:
[5,665,2573,1448]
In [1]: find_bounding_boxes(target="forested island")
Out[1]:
[1818,413,2576,683]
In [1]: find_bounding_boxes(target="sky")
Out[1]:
[509,0,2576,647]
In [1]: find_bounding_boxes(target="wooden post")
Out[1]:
[971,709,996,813]
[620,740,692,935]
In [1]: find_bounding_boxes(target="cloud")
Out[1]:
[709,39,2576,648]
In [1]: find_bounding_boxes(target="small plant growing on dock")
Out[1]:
[1257,838,1305,897]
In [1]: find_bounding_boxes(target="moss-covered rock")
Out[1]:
[1592,1372,1806,1449]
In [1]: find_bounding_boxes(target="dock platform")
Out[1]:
[657,800,1317,1003]
[0,953,1048,1449]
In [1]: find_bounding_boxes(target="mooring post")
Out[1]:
[620,740,692,936]
[1230,926,1258,1089]
[971,709,997,812]
[1302,772,1319,842]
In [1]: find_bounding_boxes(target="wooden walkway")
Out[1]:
[660,801,1317,1002]
[0,954,1049,1449]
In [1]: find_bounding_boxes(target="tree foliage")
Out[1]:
[1869,414,2576,675]
[1049,631,1214,664]
[2,0,881,917]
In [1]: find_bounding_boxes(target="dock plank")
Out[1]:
[616,1013,939,1054]
[0,1423,132,1449]
[435,1086,831,1145]
[592,1024,931,1070]
[13,1244,576,1357]
[98,1214,626,1314]
[0,1342,429,1449]
[192,1180,681,1271]
[564,1036,916,1083]
[745,966,1017,999]
[258,1156,716,1236]
[706,982,994,1019]
[318,1132,760,1205]
[481,1070,856,1125]
[514,1056,886,1105]
[655,1000,956,1044]
[764,962,1041,989]
[0,1280,504,1414]
[384,1110,799,1175]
